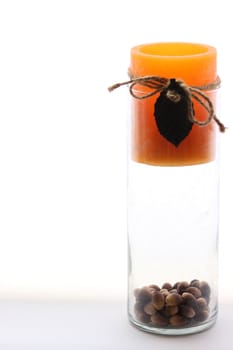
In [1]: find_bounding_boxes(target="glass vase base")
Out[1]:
[129,314,217,336]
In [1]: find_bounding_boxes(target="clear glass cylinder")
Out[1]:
[127,42,220,335]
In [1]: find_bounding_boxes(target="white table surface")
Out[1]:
[0,299,232,349]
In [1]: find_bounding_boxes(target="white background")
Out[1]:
[0,0,233,303]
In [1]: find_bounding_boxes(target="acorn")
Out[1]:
[169,315,188,327]
[177,281,189,294]
[182,292,198,311]
[160,288,169,297]
[149,284,160,292]
[165,305,179,316]
[162,282,173,290]
[136,287,152,304]
[199,281,211,298]
[190,279,201,289]
[151,313,168,327]
[152,291,165,310]
[135,311,151,324]
[166,293,183,306]
[180,305,196,319]
[195,310,209,322]
[197,297,208,311]
[186,286,202,298]
[144,302,156,316]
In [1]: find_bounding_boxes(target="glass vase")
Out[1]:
[127,42,220,335]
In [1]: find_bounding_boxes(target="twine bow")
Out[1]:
[108,75,225,132]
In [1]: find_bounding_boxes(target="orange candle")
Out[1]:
[130,42,218,166]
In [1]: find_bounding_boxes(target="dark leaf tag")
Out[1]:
[154,79,193,147]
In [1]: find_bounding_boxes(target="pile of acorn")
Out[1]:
[134,280,211,327]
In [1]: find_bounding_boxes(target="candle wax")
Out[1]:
[130,42,218,166]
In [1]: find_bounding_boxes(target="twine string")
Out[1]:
[108,75,225,132]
